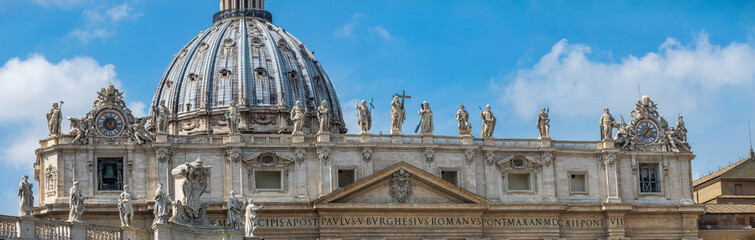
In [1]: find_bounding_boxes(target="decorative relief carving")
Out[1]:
[600,154,616,168]
[44,165,56,196]
[361,148,373,162]
[541,152,554,167]
[294,149,305,164]
[226,149,241,163]
[171,158,213,226]
[182,120,200,131]
[388,169,413,203]
[464,150,475,165]
[317,147,331,163]
[485,151,496,166]
[424,149,435,163]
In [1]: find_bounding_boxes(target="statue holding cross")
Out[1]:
[391,90,411,134]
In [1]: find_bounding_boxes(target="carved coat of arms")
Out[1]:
[388,169,413,203]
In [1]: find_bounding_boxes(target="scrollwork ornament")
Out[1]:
[294,149,305,164]
[485,151,496,166]
[542,152,554,167]
[464,150,475,165]
[156,148,172,163]
[424,149,435,163]
[600,154,616,168]
[317,147,331,163]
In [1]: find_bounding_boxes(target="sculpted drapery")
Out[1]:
[418,101,433,135]
[18,175,33,217]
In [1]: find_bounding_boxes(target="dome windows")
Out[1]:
[188,73,200,82]
[219,69,233,79]
[251,37,262,47]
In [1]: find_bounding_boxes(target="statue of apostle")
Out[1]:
[68,181,86,222]
[226,191,244,230]
[290,100,306,134]
[18,175,34,217]
[118,185,143,226]
[480,105,496,138]
[390,96,406,134]
[226,101,240,134]
[153,183,171,225]
[418,101,434,135]
[456,105,472,135]
[155,100,170,133]
[537,107,550,139]
[46,103,62,137]
[316,100,330,134]
[599,108,616,141]
[355,100,372,134]
[245,199,264,237]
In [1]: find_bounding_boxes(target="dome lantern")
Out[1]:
[220,0,264,11]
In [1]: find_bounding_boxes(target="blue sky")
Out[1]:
[0,0,754,214]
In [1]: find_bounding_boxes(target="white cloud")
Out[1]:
[371,25,392,40]
[500,33,755,119]
[32,0,89,8]
[0,54,139,167]
[72,3,141,43]
[69,28,112,43]
[128,101,147,118]
[335,14,365,39]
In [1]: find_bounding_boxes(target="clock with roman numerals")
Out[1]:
[96,111,125,137]
[635,119,659,145]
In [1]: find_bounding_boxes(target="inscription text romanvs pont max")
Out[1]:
[256,216,621,228]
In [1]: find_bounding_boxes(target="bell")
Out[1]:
[103,165,117,184]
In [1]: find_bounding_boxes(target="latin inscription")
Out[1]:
[256,217,616,228]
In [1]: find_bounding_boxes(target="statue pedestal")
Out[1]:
[45,137,59,147]
[391,134,402,144]
[155,133,169,143]
[461,135,474,145]
[17,216,36,239]
[153,223,244,240]
[360,134,372,143]
[317,133,330,142]
[224,134,241,143]
[292,134,305,143]
[483,137,495,146]
[421,135,434,144]
[599,140,615,149]
[539,138,552,148]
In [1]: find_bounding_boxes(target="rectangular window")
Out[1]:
[508,173,531,191]
[337,169,355,188]
[570,174,586,193]
[255,170,282,190]
[735,184,743,195]
[441,170,458,186]
[97,157,123,191]
[639,164,660,193]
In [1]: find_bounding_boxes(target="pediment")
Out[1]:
[314,162,490,205]
[496,154,542,169]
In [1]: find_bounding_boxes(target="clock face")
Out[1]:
[97,111,124,137]
[635,120,659,144]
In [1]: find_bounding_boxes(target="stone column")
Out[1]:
[483,150,498,200]
[294,149,307,198]
[361,148,374,178]
[463,149,477,190]
[600,153,621,203]
[318,147,332,197]
[225,148,242,195]
[542,152,557,202]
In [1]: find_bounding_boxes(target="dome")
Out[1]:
[151,1,346,134]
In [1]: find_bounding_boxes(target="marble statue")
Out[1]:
[153,183,171,225]
[537,107,550,139]
[68,181,85,222]
[614,117,633,150]
[118,185,143,227]
[480,105,496,138]
[667,126,690,152]
[599,108,616,140]
[456,104,472,135]
[46,103,62,137]
[171,158,213,226]
[18,175,33,217]
[131,117,152,145]
[418,101,434,135]
[226,101,240,134]
[390,95,406,134]
[66,117,89,144]
[290,100,305,134]
[156,100,170,133]
[355,100,372,134]
[317,100,330,133]
[227,191,244,230]
[245,199,264,237]
[676,115,687,142]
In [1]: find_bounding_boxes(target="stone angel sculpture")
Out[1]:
[131,117,152,145]
[66,117,89,144]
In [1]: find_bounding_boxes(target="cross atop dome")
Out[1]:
[220,0,264,11]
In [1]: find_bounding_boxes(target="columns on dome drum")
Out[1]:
[220,0,264,11]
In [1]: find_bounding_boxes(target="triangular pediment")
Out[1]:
[314,162,490,205]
